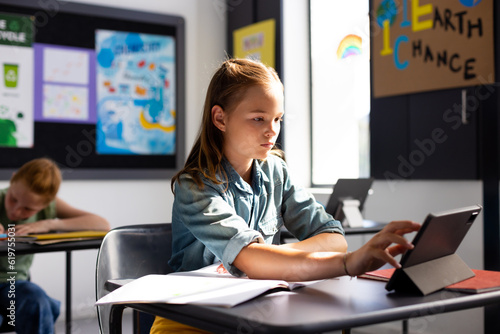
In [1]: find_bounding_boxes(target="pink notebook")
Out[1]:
[360,268,500,294]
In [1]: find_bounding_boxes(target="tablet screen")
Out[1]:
[325,178,374,222]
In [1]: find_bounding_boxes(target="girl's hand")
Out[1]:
[15,220,55,235]
[346,220,421,277]
[216,263,229,274]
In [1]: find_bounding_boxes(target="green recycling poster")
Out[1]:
[0,13,34,148]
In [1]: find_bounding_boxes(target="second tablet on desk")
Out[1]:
[325,178,374,227]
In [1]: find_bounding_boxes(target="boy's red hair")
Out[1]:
[11,158,62,204]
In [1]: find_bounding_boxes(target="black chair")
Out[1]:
[0,320,15,333]
[95,223,173,334]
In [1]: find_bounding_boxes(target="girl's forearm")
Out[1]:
[234,243,347,281]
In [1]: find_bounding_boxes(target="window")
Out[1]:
[310,0,370,185]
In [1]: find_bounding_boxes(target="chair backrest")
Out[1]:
[95,223,173,334]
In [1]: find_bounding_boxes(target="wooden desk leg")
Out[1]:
[66,250,72,334]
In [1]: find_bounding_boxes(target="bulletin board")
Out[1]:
[0,0,185,179]
[371,0,494,98]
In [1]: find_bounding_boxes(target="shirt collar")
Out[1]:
[221,158,265,195]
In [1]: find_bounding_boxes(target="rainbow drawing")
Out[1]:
[336,34,362,60]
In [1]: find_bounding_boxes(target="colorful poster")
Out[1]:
[34,44,95,124]
[0,13,34,148]
[43,85,89,121]
[371,0,494,97]
[95,30,176,155]
[233,19,275,68]
[43,47,89,85]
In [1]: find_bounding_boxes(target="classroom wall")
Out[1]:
[0,1,488,332]
[0,0,227,324]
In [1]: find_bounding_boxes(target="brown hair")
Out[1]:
[171,58,284,192]
[11,158,62,204]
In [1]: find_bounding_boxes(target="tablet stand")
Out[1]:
[337,199,364,227]
[392,253,475,295]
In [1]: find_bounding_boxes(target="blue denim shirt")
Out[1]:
[169,155,344,276]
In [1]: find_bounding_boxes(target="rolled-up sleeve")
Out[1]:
[172,176,263,276]
[277,160,344,240]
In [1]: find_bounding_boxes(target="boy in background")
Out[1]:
[0,157,110,334]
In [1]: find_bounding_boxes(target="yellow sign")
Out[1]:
[372,0,494,98]
[233,19,275,68]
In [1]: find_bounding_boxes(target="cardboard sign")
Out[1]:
[371,0,494,98]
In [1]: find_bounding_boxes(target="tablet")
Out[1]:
[385,204,482,294]
[325,178,374,222]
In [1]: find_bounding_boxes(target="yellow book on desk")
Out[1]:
[17,230,108,245]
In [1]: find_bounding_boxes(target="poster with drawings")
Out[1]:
[38,45,92,122]
[95,30,176,155]
[42,84,89,121]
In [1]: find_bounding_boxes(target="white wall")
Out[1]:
[283,0,311,186]
[0,0,227,324]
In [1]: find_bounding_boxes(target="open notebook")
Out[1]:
[96,263,322,308]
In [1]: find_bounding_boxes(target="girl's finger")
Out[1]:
[370,231,414,250]
[387,244,410,257]
[382,221,420,234]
